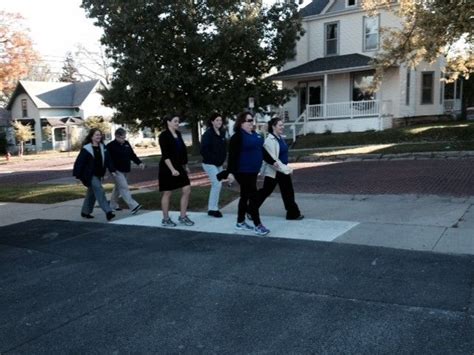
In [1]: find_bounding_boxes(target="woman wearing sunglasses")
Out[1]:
[226,111,270,236]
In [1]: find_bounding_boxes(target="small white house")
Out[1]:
[271,0,463,138]
[6,80,114,151]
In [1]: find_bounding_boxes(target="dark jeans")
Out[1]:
[234,173,261,226]
[257,172,301,219]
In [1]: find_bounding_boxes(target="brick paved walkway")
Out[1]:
[1,158,474,197]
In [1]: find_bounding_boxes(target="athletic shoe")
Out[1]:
[287,214,304,220]
[81,213,94,219]
[178,215,195,226]
[235,221,254,231]
[208,210,223,218]
[254,224,270,236]
[131,204,142,215]
[162,218,177,227]
[106,212,116,221]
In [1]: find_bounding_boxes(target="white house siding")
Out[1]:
[282,80,299,121]
[81,91,115,119]
[327,73,351,103]
[413,60,444,117]
[379,67,400,118]
[39,108,76,117]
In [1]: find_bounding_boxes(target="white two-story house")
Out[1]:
[6,80,114,151]
[271,0,463,136]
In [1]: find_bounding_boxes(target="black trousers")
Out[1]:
[257,172,301,219]
[235,173,261,226]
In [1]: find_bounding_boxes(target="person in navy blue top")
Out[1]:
[200,112,227,217]
[158,115,194,227]
[226,111,270,236]
[257,117,303,220]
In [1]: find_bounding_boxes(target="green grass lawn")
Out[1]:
[0,183,239,211]
[291,121,474,150]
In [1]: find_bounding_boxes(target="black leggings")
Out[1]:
[257,172,300,219]
[234,173,261,226]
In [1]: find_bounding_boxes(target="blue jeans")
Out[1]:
[202,163,223,211]
[81,176,112,215]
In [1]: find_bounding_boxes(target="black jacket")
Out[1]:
[72,143,115,187]
[200,128,227,166]
[106,139,142,173]
[159,129,188,169]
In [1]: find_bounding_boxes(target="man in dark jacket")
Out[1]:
[106,128,145,214]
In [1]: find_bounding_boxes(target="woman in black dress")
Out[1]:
[158,115,194,227]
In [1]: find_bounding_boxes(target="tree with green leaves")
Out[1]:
[59,52,80,82]
[12,120,34,156]
[84,116,111,136]
[81,0,304,149]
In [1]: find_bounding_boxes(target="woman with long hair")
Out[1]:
[158,114,194,227]
[73,128,116,221]
[257,117,303,220]
[226,111,270,236]
[200,112,227,217]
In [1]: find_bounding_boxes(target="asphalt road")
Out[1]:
[1,219,473,353]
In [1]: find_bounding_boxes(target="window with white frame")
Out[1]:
[325,22,338,56]
[363,16,379,51]
[421,72,434,104]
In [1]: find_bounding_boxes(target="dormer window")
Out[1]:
[346,0,356,7]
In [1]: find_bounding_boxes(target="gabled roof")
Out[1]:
[6,80,101,110]
[270,53,373,80]
[299,0,331,17]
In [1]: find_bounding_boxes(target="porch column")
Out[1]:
[323,74,328,117]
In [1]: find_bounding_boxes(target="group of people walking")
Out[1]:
[73,111,303,237]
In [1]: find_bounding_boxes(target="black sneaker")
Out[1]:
[208,210,223,218]
[81,213,94,219]
[114,207,123,211]
[287,214,304,220]
[131,204,142,215]
[106,212,116,221]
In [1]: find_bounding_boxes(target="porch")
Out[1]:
[284,99,393,142]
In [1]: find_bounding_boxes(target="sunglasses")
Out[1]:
[245,118,254,123]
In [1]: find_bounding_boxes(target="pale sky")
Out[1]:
[2,0,310,72]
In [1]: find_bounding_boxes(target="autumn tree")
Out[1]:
[81,0,304,150]
[361,0,473,81]
[84,116,111,135]
[59,52,80,82]
[12,120,34,156]
[0,11,39,104]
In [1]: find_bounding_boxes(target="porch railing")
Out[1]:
[307,100,388,120]
[444,99,461,113]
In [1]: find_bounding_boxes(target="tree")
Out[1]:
[59,52,80,82]
[0,11,39,104]
[81,0,304,150]
[361,0,473,82]
[12,120,34,156]
[73,43,113,85]
[84,116,111,135]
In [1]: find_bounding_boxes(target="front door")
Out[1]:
[308,81,322,106]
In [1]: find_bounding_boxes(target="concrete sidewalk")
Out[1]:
[1,192,473,255]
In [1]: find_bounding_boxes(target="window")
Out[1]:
[346,0,356,7]
[352,71,376,101]
[421,72,434,104]
[21,99,28,117]
[363,16,379,51]
[405,69,411,105]
[325,22,338,56]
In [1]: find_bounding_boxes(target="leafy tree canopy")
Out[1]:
[81,0,304,134]
[362,0,473,82]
